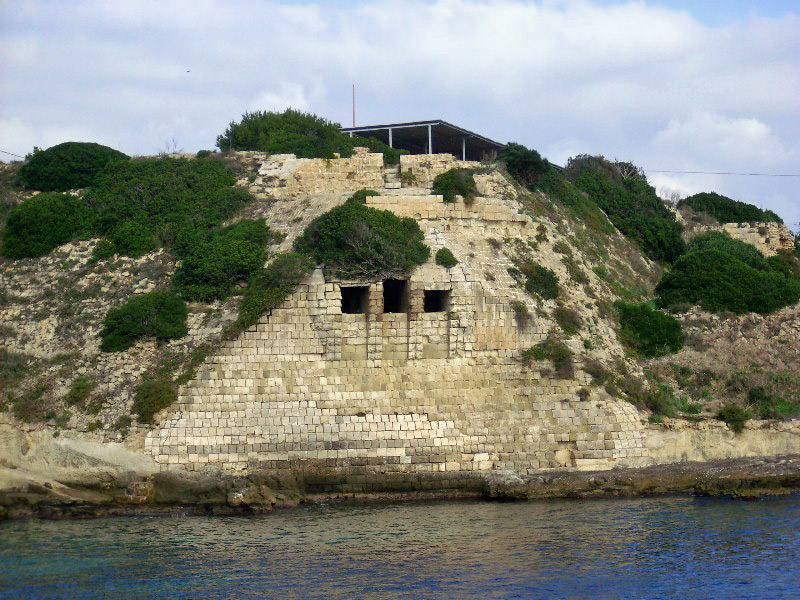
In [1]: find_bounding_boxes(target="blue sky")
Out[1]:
[1,0,799,228]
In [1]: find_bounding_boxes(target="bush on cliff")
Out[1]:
[501,142,549,188]
[517,260,560,300]
[293,199,429,280]
[2,193,92,259]
[521,336,574,379]
[435,247,458,269]
[236,252,315,331]
[84,157,251,257]
[17,142,129,192]
[678,192,782,224]
[173,219,272,302]
[100,290,188,352]
[655,233,800,314]
[717,404,750,433]
[615,301,684,358]
[564,155,685,263]
[216,109,355,158]
[432,168,477,203]
[132,375,178,423]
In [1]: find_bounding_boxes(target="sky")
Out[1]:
[1,0,799,228]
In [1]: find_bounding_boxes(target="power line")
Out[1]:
[644,169,800,177]
[0,149,25,159]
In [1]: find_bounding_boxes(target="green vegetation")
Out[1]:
[216,109,408,164]
[293,198,429,279]
[0,349,30,386]
[510,300,530,327]
[679,192,782,224]
[100,290,188,352]
[236,252,315,331]
[132,375,177,423]
[717,404,750,433]
[17,142,129,192]
[435,247,458,269]
[553,306,581,335]
[2,193,92,259]
[501,142,549,188]
[655,232,800,314]
[615,301,684,358]
[747,386,800,420]
[64,376,97,407]
[431,168,477,203]
[564,156,685,263]
[521,336,574,379]
[349,188,381,204]
[85,157,250,257]
[644,384,700,418]
[518,261,560,300]
[9,384,49,423]
[173,220,271,302]
[217,109,354,158]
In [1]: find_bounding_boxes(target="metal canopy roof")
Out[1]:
[341,119,505,161]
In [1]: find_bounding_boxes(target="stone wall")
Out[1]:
[145,190,648,482]
[256,147,384,197]
[399,154,481,188]
[701,222,795,256]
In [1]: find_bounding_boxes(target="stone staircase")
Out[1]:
[384,165,402,190]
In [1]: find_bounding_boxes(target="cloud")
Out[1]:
[0,0,798,224]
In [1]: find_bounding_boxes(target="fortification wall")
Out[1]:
[700,222,795,256]
[145,191,648,483]
[400,154,481,188]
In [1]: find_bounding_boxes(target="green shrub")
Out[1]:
[17,142,128,192]
[521,336,574,379]
[293,199,429,280]
[553,306,581,336]
[615,301,684,357]
[502,142,549,187]
[747,386,800,420]
[236,252,315,331]
[100,290,188,352]
[518,261,560,300]
[435,247,458,269]
[84,157,250,257]
[510,300,530,327]
[3,193,92,259]
[0,349,30,385]
[655,243,800,315]
[132,375,177,423]
[645,384,679,417]
[432,169,477,203]
[173,220,271,301]
[90,239,116,262]
[65,376,97,407]
[679,192,782,224]
[536,168,616,235]
[349,188,381,204]
[563,156,685,262]
[10,384,49,422]
[717,404,750,433]
[217,109,356,158]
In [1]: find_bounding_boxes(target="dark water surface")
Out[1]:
[1,495,799,599]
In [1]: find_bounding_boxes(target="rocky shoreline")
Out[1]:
[2,455,799,520]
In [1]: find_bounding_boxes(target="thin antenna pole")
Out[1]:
[352,84,355,127]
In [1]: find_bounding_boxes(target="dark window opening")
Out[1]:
[383,279,408,313]
[424,290,450,313]
[341,286,369,314]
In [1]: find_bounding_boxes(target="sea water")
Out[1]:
[1,495,798,599]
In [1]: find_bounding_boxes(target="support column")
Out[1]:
[388,128,393,148]
[462,137,466,161]
[428,124,432,154]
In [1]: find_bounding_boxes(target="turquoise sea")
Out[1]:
[1,495,799,598]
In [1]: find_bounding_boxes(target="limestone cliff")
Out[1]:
[1,151,798,513]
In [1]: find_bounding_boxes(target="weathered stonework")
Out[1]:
[700,222,795,256]
[399,154,482,188]
[146,188,648,481]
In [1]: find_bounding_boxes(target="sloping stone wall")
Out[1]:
[145,190,648,482]
[698,222,795,256]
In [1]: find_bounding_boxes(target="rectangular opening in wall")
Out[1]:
[424,289,450,313]
[341,286,369,314]
[383,279,408,313]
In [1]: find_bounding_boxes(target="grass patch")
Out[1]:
[64,375,97,407]
[521,336,574,379]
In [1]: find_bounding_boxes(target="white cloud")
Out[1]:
[0,0,798,223]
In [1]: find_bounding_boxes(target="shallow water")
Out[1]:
[1,495,799,599]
